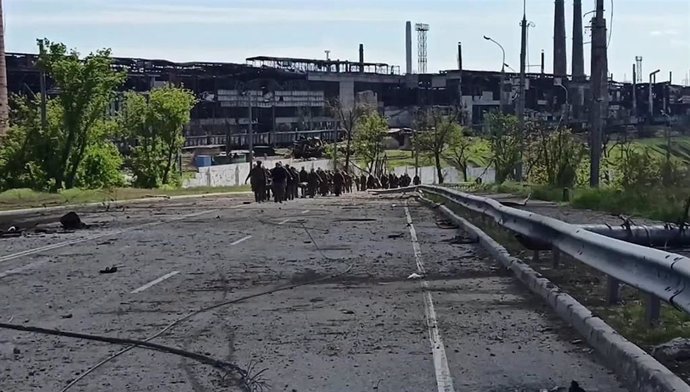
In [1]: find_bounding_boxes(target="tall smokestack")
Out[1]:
[457,42,463,71]
[405,21,413,74]
[572,0,585,81]
[541,50,545,76]
[359,44,364,73]
[553,0,567,77]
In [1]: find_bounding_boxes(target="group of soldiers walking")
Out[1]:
[245,161,421,203]
[355,172,419,191]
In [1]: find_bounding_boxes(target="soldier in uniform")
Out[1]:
[245,161,267,203]
[264,167,272,201]
[389,173,399,188]
[333,169,345,196]
[299,167,309,198]
[307,168,321,198]
[367,174,377,190]
[380,174,389,189]
[271,162,290,203]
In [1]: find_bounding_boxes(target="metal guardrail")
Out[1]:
[418,185,690,316]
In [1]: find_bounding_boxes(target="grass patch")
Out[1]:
[0,185,250,211]
[463,181,690,222]
[600,302,690,347]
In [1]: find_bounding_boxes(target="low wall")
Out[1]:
[183,159,334,188]
[184,160,496,188]
[391,166,496,184]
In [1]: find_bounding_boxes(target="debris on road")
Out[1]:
[60,212,86,230]
[570,380,587,392]
[60,314,73,319]
[99,266,118,274]
[652,337,690,362]
[407,273,423,280]
[387,233,404,239]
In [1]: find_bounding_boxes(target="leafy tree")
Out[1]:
[485,112,522,183]
[0,96,63,190]
[527,124,586,188]
[119,86,196,187]
[414,109,462,184]
[330,99,368,172]
[36,39,126,190]
[354,111,387,173]
[446,134,482,182]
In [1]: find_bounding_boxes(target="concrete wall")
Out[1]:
[183,159,496,188]
[183,159,334,188]
[391,165,496,184]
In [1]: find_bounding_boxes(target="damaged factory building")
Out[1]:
[6,6,690,149]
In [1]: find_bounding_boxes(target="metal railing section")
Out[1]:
[418,185,690,314]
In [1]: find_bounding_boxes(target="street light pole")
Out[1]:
[484,35,507,113]
[516,0,528,180]
[247,92,254,164]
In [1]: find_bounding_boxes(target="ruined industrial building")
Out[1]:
[5,2,690,149]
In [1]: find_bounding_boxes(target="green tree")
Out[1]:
[120,86,196,187]
[527,124,586,188]
[354,111,387,173]
[414,109,462,184]
[0,95,63,190]
[330,99,368,172]
[36,39,126,190]
[485,112,522,183]
[446,134,482,182]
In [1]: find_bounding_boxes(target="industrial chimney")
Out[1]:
[457,42,463,71]
[553,0,567,77]
[359,44,364,73]
[572,0,585,81]
[405,21,413,74]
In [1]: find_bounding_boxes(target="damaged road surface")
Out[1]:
[0,194,627,391]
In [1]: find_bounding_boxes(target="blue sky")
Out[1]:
[5,0,690,83]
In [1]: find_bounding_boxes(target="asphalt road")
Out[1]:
[0,192,628,392]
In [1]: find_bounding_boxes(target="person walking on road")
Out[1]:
[271,162,289,203]
[333,169,345,196]
[245,161,267,203]
[307,168,320,198]
[299,167,309,198]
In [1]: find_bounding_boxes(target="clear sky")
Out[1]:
[5,0,690,84]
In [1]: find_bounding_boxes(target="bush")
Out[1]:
[77,142,124,189]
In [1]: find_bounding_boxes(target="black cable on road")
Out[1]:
[54,219,353,392]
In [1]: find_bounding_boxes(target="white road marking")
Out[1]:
[130,271,180,294]
[230,235,252,246]
[301,210,310,214]
[0,209,217,279]
[404,203,456,392]
[277,218,291,225]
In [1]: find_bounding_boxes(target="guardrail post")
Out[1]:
[606,276,620,305]
[532,250,540,263]
[645,294,661,327]
[552,249,560,268]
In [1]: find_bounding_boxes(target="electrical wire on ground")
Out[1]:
[48,217,353,392]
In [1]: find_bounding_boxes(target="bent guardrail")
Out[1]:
[416,185,690,322]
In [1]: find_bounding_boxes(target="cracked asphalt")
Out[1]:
[0,193,628,391]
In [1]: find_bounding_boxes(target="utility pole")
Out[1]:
[0,0,8,139]
[40,72,47,130]
[247,92,254,164]
[516,0,528,181]
[589,0,608,188]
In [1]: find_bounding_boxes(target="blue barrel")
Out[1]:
[195,155,212,168]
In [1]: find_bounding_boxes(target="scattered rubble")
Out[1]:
[653,338,690,362]
[60,212,87,230]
